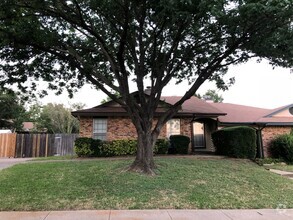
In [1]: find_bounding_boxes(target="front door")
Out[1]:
[193,122,205,149]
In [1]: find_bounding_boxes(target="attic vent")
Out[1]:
[289,107,293,115]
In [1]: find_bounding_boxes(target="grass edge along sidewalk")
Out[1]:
[0,157,292,211]
[0,209,293,220]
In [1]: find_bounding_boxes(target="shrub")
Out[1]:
[154,139,169,155]
[169,135,190,154]
[269,134,293,163]
[101,139,137,156]
[75,138,170,157]
[255,158,285,166]
[212,126,257,159]
[74,137,103,157]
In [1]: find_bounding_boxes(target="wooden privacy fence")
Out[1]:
[0,133,17,157]
[0,133,78,158]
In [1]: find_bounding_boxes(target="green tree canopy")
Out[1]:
[0,90,27,130]
[0,0,292,174]
[196,89,224,103]
[36,103,80,134]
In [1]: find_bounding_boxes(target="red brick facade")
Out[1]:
[79,117,293,157]
[79,116,180,140]
[78,116,220,153]
[262,126,292,157]
[79,117,93,138]
[180,118,192,137]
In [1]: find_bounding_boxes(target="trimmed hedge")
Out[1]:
[101,139,137,156]
[154,139,169,155]
[74,137,103,157]
[169,135,190,154]
[74,138,169,157]
[212,126,257,159]
[269,134,293,163]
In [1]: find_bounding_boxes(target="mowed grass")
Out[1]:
[267,164,293,172]
[0,157,292,211]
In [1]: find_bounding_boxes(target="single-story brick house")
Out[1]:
[72,95,293,157]
[209,103,293,157]
[72,95,226,153]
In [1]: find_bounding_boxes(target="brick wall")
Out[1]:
[79,116,172,141]
[107,117,137,140]
[79,117,93,138]
[180,118,192,137]
[180,118,193,152]
[262,126,292,157]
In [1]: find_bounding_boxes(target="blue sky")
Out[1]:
[42,59,293,109]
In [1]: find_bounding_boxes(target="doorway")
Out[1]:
[193,122,205,149]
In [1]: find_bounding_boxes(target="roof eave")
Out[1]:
[72,112,225,118]
[219,121,293,127]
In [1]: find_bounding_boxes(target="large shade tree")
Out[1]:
[0,0,292,174]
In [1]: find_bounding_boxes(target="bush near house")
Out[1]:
[101,139,137,156]
[74,137,103,157]
[153,139,169,155]
[269,134,293,163]
[169,135,190,154]
[212,126,257,159]
[74,138,169,157]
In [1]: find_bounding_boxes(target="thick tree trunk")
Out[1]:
[128,131,157,175]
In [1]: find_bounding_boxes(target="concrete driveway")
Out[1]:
[0,158,31,171]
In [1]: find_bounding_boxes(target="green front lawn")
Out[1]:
[267,164,293,172]
[31,155,78,161]
[0,157,292,211]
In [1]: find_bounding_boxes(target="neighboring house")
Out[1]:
[72,94,226,153]
[22,122,35,132]
[0,129,12,133]
[209,103,293,157]
[72,93,293,158]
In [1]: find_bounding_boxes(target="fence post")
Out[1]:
[45,134,49,157]
[0,134,17,158]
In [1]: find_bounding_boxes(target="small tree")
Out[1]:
[0,90,27,131]
[196,89,224,103]
[37,103,79,133]
[101,92,120,104]
[0,1,292,174]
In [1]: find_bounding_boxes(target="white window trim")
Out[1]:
[166,119,181,138]
[93,118,107,140]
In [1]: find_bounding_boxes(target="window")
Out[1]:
[93,119,107,140]
[193,122,205,148]
[166,119,180,138]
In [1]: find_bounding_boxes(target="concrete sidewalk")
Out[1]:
[0,209,292,220]
[0,158,31,171]
[269,169,293,180]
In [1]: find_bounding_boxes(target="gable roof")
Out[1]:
[264,104,293,117]
[162,96,225,116]
[210,103,293,126]
[72,95,225,118]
